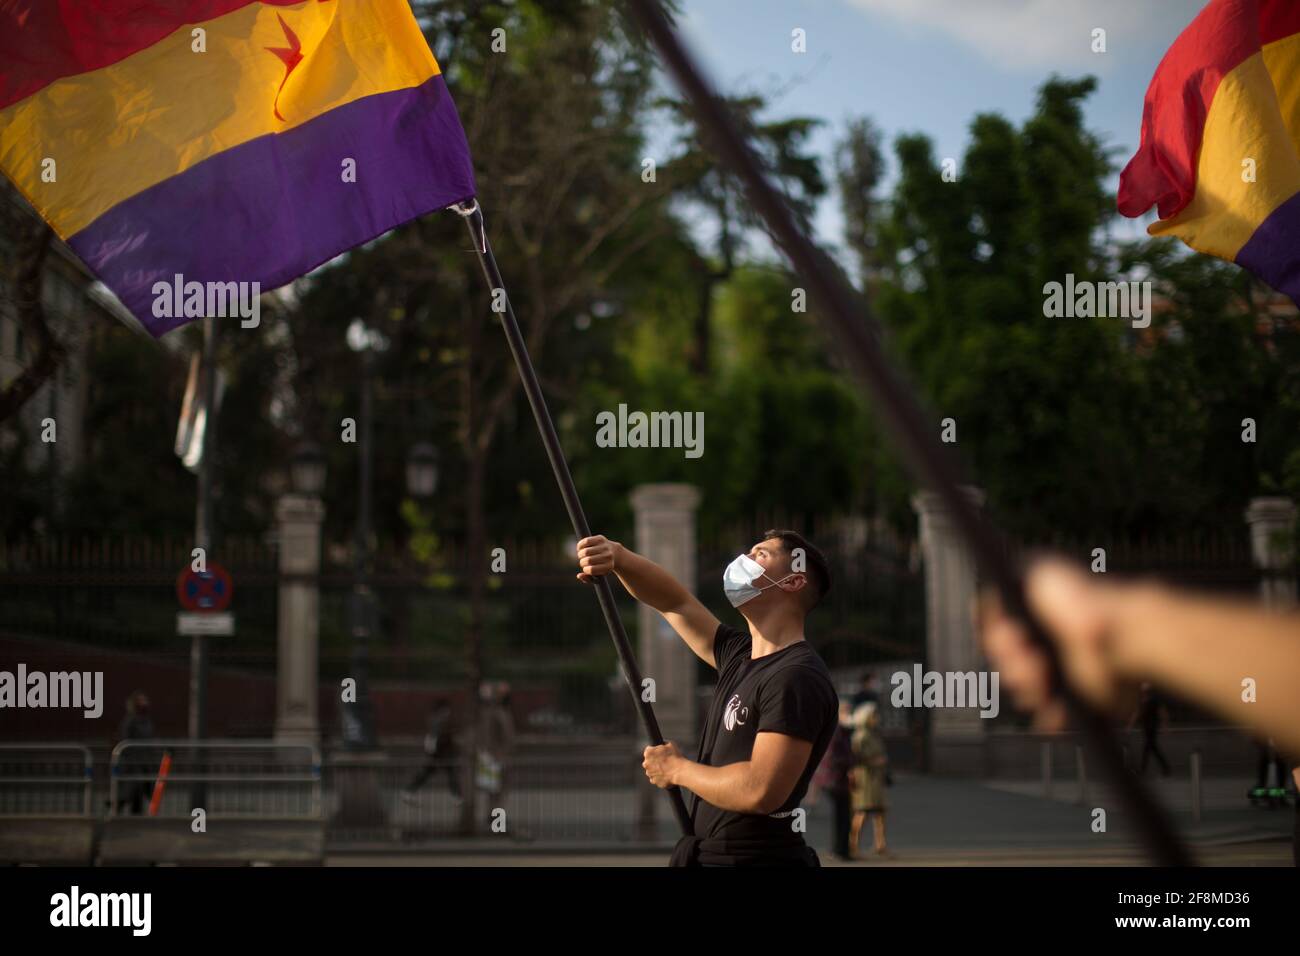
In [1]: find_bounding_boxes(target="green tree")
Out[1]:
[859,74,1300,540]
[868,78,1152,538]
[835,116,887,294]
[658,94,827,371]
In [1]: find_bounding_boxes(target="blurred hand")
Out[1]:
[978,558,1141,732]
[576,535,618,583]
[642,741,683,788]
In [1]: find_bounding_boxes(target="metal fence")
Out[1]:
[0,534,279,661]
[986,726,1294,822]
[109,739,321,819]
[0,532,641,736]
[0,523,1280,742]
[0,519,926,738]
[328,749,649,845]
[0,740,659,855]
[0,743,92,816]
[1,723,1289,863]
[1002,530,1266,596]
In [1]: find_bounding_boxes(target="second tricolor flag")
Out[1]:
[1118,0,1300,305]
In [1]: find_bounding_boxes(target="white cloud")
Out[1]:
[844,0,1207,70]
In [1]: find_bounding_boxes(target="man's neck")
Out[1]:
[742,604,807,659]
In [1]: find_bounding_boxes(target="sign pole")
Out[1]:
[188,313,219,809]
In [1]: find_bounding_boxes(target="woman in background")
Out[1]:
[849,702,891,859]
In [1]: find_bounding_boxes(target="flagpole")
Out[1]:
[453,200,692,837]
[624,0,1191,865]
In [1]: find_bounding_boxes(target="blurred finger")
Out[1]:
[973,585,1003,635]
[981,612,1025,663]
[1024,559,1107,645]
[985,614,1056,714]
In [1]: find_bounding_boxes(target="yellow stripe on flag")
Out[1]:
[1149,35,1300,260]
[0,0,439,239]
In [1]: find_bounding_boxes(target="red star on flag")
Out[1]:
[265,13,303,122]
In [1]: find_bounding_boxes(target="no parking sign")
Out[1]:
[176,564,233,611]
[176,564,235,635]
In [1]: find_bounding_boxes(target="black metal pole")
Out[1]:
[347,344,379,750]
[455,201,692,837]
[189,313,218,810]
[625,0,1190,865]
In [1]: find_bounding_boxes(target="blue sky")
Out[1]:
[663,0,1209,254]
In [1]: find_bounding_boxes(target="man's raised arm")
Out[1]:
[576,535,722,668]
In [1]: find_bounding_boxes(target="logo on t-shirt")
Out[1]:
[723,693,749,731]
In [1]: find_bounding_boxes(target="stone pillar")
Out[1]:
[912,487,986,775]
[1246,497,1297,611]
[274,493,325,746]
[630,483,702,838]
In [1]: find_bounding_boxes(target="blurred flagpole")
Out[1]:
[623,0,1191,865]
[452,199,693,837]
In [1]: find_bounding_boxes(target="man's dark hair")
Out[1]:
[762,528,832,612]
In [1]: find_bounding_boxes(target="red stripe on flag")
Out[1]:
[1117,0,1260,221]
[1259,0,1300,44]
[0,0,316,110]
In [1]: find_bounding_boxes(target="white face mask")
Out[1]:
[722,552,794,608]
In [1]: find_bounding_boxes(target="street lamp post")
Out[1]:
[343,319,388,751]
[189,313,219,810]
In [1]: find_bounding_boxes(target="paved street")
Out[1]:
[327,772,1295,866]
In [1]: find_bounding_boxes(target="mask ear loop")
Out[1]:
[756,570,797,591]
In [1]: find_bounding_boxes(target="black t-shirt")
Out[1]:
[690,622,839,857]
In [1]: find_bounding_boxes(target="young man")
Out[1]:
[576,529,839,866]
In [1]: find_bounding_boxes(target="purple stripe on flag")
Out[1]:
[69,73,476,337]
[1235,190,1300,308]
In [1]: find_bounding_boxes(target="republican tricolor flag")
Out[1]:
[1118,0,1300,305]
[0,0,477,336]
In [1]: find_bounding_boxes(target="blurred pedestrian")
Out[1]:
[812,699,854,861]
[850,671,893,786]
[848,702,891,859]
[1128,682,1170,777]
[1252,737,1291,801]
[850,671,880,710]
[475,681,515,812]
[402,699,461,803]
[114,691,154,815]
